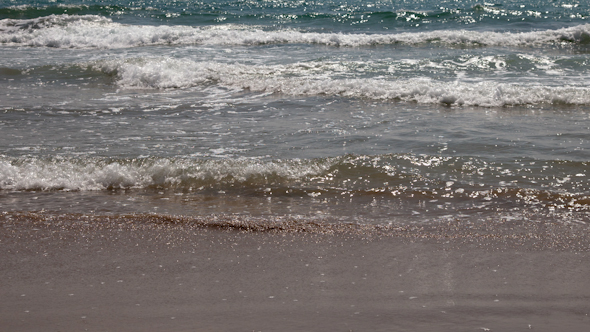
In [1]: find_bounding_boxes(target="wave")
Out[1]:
[1,154,588,213]
[0,155,330,191]
[87,58,590,107]
[0,2,575,28]
[2,14,590,48]
[0,4,433,22]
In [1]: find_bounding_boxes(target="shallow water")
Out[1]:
[1,0,589,226]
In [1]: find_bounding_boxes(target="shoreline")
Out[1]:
[3,211,590,251]
[2,212,590,331]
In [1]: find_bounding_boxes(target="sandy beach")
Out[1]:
[3,1,590,331]
[2,213,590,332]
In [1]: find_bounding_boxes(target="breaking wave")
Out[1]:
[88,58,590,107]
[1,154,588,214]
[2,14,590,48]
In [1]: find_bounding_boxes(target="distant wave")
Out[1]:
[2,14,590,48]
[0,2,571,29]
[87,58,590,107]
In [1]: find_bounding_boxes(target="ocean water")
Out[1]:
[1,0,589,227]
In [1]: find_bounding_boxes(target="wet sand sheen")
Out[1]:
[1,213,590,331]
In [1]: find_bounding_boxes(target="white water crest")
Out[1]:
[0,156,330,191]
[2,14,590,48]
[89,58,590,107]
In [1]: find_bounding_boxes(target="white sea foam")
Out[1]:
[89,58,590,107]
[2,14,590,48]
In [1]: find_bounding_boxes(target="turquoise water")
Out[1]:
[0,0,589,224]
[2,0,589,32]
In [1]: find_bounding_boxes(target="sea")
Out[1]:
[1,0,589,230]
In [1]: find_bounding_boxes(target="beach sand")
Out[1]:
[2,213,590,332]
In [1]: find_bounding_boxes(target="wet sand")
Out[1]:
[1,213,590,331]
